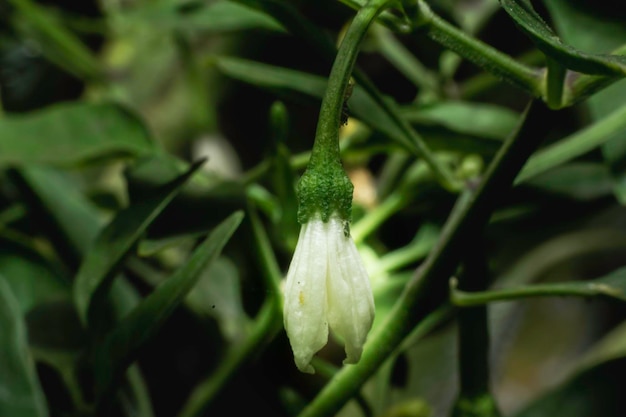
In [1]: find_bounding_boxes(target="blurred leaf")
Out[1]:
[125,153,247,237]
[25,300,87,412]
[11,166,141,321]
[185,256,250,342]
[26,300,86,352]
[513,356,626,417]
[0,278,48,417]
[500,0,626,76]
[0,102,155,167]
[0,241,69,313]
[543,0,626,203]
[119,0,285,33]
[214,56,478,154]
[523,162,613,200]
[400,101,518,140]
[138,232,205,257]
[516,103,626,183]
[93,211,244,402]
[213,55,326,99]
[512,308,626,417]
[11,166,104,263]
[7,0,102,80]
[73,161,204,326]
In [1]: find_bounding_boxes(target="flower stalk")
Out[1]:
[283,0,392,373]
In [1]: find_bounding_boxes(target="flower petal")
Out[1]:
[325,217,375,364]
[283,219,329,373]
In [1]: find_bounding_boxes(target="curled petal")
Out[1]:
[283,216,375,373]
[325,217,375,364]
[283,220,329,373]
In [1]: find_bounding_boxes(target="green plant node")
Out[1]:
[296,162,353,225]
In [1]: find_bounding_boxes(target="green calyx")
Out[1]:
[296,161,353,224]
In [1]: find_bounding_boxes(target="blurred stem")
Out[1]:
[297,101,553,417]
[413,1,542,97]
[352,192,405,244]
[545,58,566,109]
[373,24,440,96]
[450,278,624,307]
[452,244,500,417]
[178,206,283,417]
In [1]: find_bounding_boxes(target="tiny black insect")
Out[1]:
[341,79,355,126]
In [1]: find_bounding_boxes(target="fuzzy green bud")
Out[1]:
[296,161,353,225]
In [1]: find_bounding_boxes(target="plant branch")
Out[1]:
[450,278,625,307]
[297,100,553,417]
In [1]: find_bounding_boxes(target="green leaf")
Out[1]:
[11,166,104,263]
[500,0,626,76]
[0,102,155,167]
[0,278,48,417]
[73,161,204,327]
[119,0,285,33]
[214,56,468,154]
[513,317,626,417]
[185,256,250,342]
[125,153,247,237]
[516,103,626,183]
[0,241,69,314]
[513,357,626,417]
[11,166,141,322]
[400,101,519,140]
[523,162,613,200]
[93,211,244,402]
[542,0,626,203]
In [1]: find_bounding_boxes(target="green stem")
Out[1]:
[545,58,566,109]
[297,100,552,417]
[414,0,542,97]
[450,278,624,307]
[452,245,500,417]
[309,0,390,169]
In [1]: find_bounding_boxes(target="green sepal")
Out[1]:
[296,161,353,224]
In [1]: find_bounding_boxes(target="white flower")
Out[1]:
[283,215,375,374]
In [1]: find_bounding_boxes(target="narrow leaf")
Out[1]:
[0,102,154,167]
[93,211,244,401]
[0,278,48,417]
[120,0,285,33]
[500,0,626,76]
[73,161,204,326]
[516,103,626,183]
